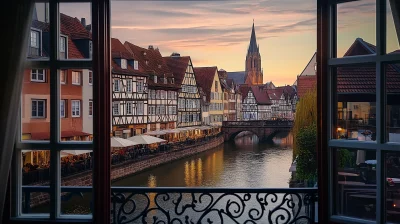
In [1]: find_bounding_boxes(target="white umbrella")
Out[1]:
[164,129,181,134]
[61,150,92,157]
[111,137,139,147]
[146,130,167,136]
[127,135,166,144]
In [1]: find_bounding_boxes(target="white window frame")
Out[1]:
[31,99,46,118]
[60,100,65,118]
[60,35,67,58]
[137,80,144,93]
[72,71,81,85]
[30,30,39,48]
[60,70,66,84]
[126,102,133,115]
[121,59,127,69]
[89,100,93,117]
[137,101,144,115]
[134,60,138,70]
[113,102,120,116]
[154,75,157,83]
[89,70,93,85]
[31,69,45,82]
[71,100,81,117]
[126,79,132,92]
[114,79,120,92]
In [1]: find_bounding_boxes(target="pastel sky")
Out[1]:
[61,0,399,86]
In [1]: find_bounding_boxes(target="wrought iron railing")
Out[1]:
[22,186,317,224]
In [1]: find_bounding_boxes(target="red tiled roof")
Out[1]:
[297,75,317,98]
[193,67,218,102]
[343,38,375,57]
[30,131,91,140]
[239,85,251,98]
[251,86,272,105]
[111,39,147,76]
[124,42,179,89]
[112,38,135,60]
[163,56,191,85]
[59,13,92,40]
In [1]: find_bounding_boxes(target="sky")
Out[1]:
[61,0,399,86]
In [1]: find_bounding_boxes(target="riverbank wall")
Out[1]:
[27,135,224,208]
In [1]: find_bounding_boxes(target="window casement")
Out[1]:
[71,100,81,117]
[60,99,66,118]
[72,71,81,85]
[126,79,132,92]
[154,75,157,83]
[126,102,133,115]
[113,79,120,92]
[137,80,144,93]
[121,59,127,69]
[149,105,155,115]
[60,70,67,84]
[134,60,138,70]
[89,99,93,116]
[31,99,45,118]
[113,102,120,115]
[89,70,93,85]
[31,69,45,82]
[60,36,67,59]
[137,101,144,115]
[29,29,40,56]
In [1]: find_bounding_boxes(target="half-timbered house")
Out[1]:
[124,43,180,131]
[111,38,148,138]
[193,66,224,126]
[240,85,258,120]
[164,54,201,127]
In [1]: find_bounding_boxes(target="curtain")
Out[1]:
[0,0,34,221]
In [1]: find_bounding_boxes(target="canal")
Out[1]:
[113,132,294,188]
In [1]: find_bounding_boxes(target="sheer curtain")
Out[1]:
[0,0,34,220]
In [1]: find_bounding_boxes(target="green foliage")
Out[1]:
[295,124,317,181]
[338,148,353,168]
[292,88,317,157]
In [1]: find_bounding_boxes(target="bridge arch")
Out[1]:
[227,130,262,142]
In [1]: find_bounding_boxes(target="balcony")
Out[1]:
[22,186,318,224]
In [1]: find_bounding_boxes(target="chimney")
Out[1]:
[148,45,154,50]
[81,18,86,27]
[171,52,180,57]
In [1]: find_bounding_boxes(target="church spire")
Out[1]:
[248,20,259,54]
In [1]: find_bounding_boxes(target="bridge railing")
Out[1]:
[22,186,317,224]
[223,120,294,127]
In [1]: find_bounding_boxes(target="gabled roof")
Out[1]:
[239,85,251,98]
[111,38,147,76]
[299,52,317,76]
[163,56,191,85]
[267,88,284,100]
[193,66,218,102]
[343,38,376,57]
[227,71,245,84]
[296,76,317,98]
[251,86,272,105]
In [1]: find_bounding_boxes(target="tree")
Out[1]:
[292,88,317,157]
[295,124,317,181]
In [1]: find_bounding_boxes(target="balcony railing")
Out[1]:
[22,186,317,224]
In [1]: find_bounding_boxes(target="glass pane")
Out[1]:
[337,0,376,57]
[386,64,400,143]
[21,150,50,215]
[60,150,93,215]
[333,148,376,220]
[387,0,400,54]
[335,65,376,141]
[60,69,93,142]
[28,1,50,60]
[59,3,92,59]
[22,68,51,141]
[385,152,400,223]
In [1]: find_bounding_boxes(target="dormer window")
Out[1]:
[154,75,157,83]
[121,59,127,69]
[30,30,40,56]
[134,61,138,70]
[171,78,174,84]
[164,77,167,84]
[145,60,149,65]
[158,65,161,69]
[60,36,67,59]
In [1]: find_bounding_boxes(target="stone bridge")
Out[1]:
[222,120,293,142]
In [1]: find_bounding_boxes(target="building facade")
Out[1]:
[164,54,201,127]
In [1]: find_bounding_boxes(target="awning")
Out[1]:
[111,137,139,147]
[29,131,91,140]
[163,129,180,134]
[61,150,92,157]
[127,135,166,144]
[146,130,167,135]
[176,127,189,132]
[185,127,196,131]
[197,126,212,130]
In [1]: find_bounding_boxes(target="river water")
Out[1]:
[113,132,294,188]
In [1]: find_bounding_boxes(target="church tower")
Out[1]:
[245,21,263,85]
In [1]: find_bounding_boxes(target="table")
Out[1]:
[338,172,360,183]
[338,181,376,215]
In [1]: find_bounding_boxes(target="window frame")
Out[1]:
[113,102,120,116]
[121,58,127,69]
[59,35,67,59]
[113,79,120,92]
[60,99,66,118]
[71,100,81,118]
[126,79,132,92]
[88,70,93,85]
[89,99,93,117]
[71,71,81,85]
[126,101,132,115]
[31,99,46,118]
[318,0,400,223]
[11,1,111,223]
[31,69,45,82]
[60,69,67,84]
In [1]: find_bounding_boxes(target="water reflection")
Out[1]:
[114,133,294,188]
